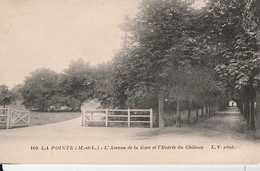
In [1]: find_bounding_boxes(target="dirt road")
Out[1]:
[137,107,257,141]
[0,107,259,164]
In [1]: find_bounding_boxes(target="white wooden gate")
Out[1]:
[81,108,153,128]
[9,108,30,128]
[0,108,30,129]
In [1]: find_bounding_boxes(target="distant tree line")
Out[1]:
[14,59,94,111]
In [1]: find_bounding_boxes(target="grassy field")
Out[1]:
[29,111,81,126]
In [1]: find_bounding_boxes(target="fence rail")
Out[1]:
[0,108,30,129]
[81,108,153,128]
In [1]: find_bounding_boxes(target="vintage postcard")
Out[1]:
[0,0,259,164]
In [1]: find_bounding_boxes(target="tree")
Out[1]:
[92,61,115,107]
[21,68,60,111]
[0,85,15,108]
[10,84,23,101]
[58,58,95,110]
[242,0,260,129]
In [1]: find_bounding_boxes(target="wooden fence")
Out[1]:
[81,108,153,128]
[0,108,30,129]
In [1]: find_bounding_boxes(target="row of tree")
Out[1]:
[211,0,260,129]
[101,0,259,128]
[101,0,231,127]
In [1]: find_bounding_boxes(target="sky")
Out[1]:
[0,0,140,88]
[0,0,206,89]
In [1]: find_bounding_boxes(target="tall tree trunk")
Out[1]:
[158,91,165,128]
[214,103,216,114]
[212,103,216,115]
[256,88,260,129]
[201,107,204,118]
[242,101,245,118]
[196,107,199,122]
[250,99,256,130]
[245,100,250,126]
[247,99,250,128]
[206,105,209,116]
[187,101,191,124]
[208,103,211,116]
[255,39,260,129]
[176,95,181,127]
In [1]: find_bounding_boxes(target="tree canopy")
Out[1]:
[0,85,15,108]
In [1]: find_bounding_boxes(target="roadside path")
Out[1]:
[134,107,252,141]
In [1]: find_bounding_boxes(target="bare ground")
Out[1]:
[0,107,259,164]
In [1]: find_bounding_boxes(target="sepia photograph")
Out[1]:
[0,0,259,164]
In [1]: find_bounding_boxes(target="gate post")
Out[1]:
[158,91,165,128]
[128,109,130,127]
[105,109,108,127]
[82,108,85,126]
[6,108,11,129]
[28,111,30,126]
[150,108,153,128]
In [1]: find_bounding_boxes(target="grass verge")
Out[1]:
[29,111,81,126]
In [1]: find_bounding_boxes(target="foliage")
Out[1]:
[10,84,23,101]
[57,58,95,110]
[0,85,16,108]
[21,68,60,111]
[109,0,226,113]
[20,59,96,111]
[92,61,115,107]
[209,0,259,100]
